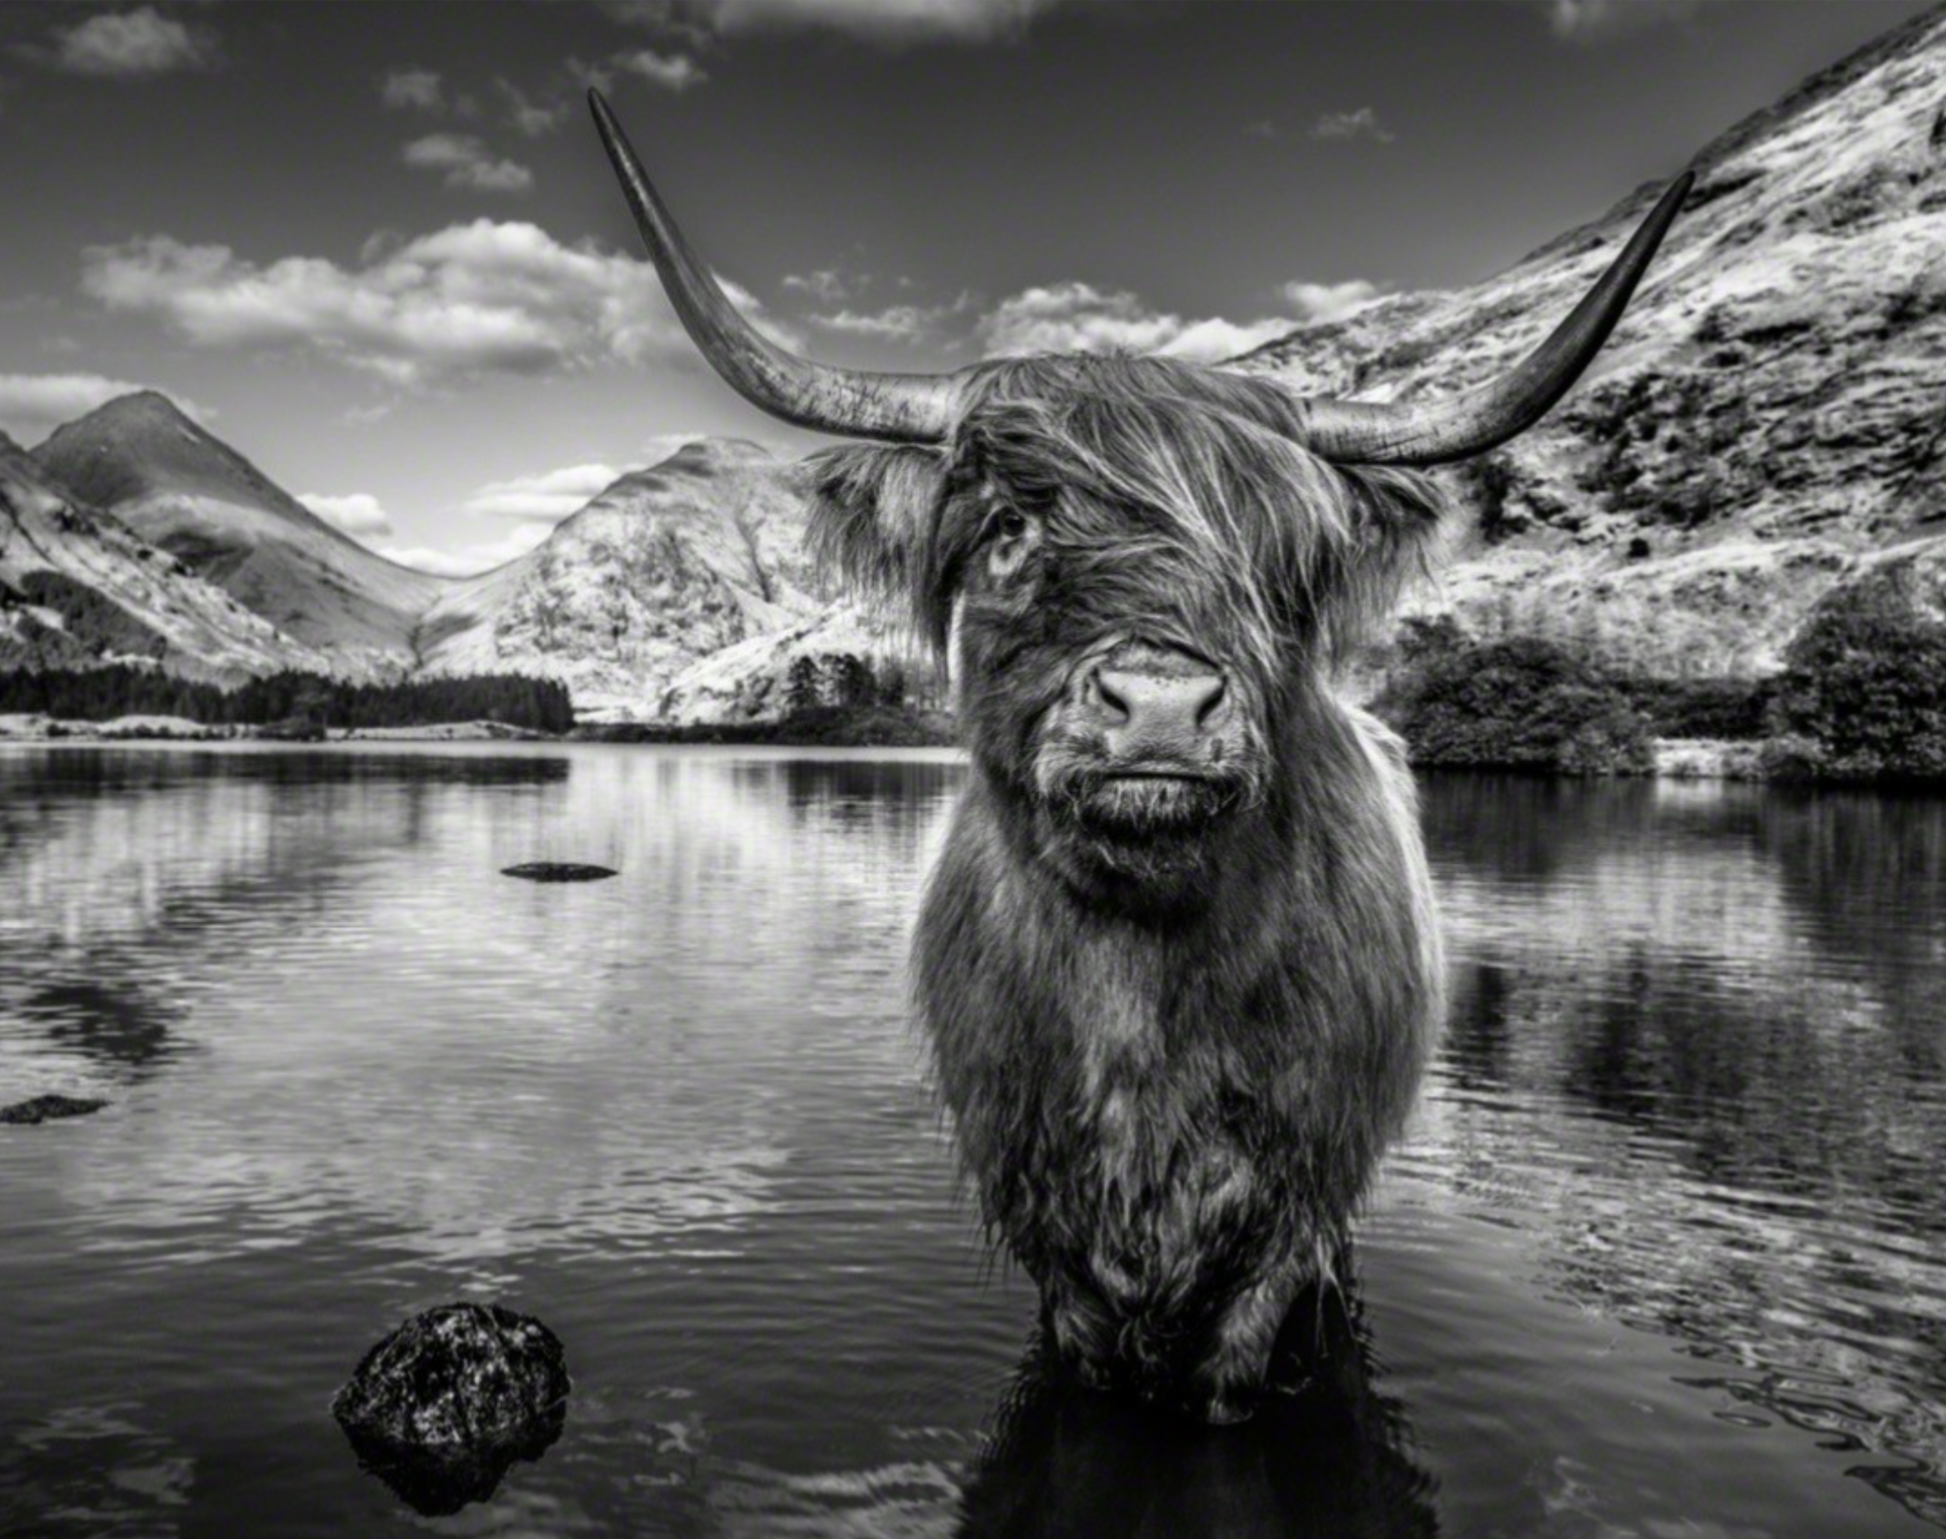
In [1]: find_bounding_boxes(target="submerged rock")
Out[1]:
[332,1303,571,1516]
[0,1094,108,1125]
[500,862,618,882]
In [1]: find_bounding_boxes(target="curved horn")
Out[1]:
[1297,171,1694,467]
[590,90,963,444]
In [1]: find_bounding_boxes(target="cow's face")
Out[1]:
[809,359,1446,906]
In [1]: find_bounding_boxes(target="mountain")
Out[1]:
[416,439,827,720]
[1233,2,1946,678]
[0,432,332,680]
[33,393,448,679]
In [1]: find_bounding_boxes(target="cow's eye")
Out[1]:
[987,508,1037,579]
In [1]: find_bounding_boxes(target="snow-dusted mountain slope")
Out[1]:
[34,393,449,679]
[0,432,331,679]
[416,439,826,720]
[1232,2,1946,676]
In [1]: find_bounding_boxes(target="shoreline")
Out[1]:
[0,714,1929,783]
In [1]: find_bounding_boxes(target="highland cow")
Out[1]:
[591,90,1689,1422]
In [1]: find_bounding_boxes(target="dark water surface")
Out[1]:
[2,745,1944,1538]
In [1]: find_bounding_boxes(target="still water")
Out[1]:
[1,744,1943,1538]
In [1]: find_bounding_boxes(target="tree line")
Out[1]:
[1374,573,1946,780]
[0,665,576,734]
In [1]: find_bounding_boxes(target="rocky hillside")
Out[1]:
[0,432,332,680]
[34,393,449,679]
[1234,2,1946,679]
[415,439,829,721]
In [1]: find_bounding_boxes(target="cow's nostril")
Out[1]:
[1193,675,1229,729]
[1091,668,1132,725]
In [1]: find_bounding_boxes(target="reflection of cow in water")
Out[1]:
[959,1275,1435,1539]
[591,92,1688,1420]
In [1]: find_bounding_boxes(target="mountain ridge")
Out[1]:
[34,392,451,679]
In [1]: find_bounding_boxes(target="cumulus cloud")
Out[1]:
[460,463,629,522]
[1280,279,1383,325]
[381,68,444,111]
[974,283,1277,364]
[972,277,1383,365]
[614,48,709,91]
[0,373,209,443]
[298,492,394,539]
[402,133,534,193]
[381,523,553,579]
[50,6,214,77]
[1310,107,1394,145]
[80,221,795,389]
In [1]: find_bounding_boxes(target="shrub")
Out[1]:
[1376,630,1655,774]
[1769,576,1946,779]
[1638,675,1773,740]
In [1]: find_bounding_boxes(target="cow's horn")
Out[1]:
[1294,171,1693,467]
[590,90,964,444]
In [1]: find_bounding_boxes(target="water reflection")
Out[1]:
[959,1287,1435,1539]
[1413,773,1946,1531]
[0,748,1942,1537]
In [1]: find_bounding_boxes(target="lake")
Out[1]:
[2,743,1943,1538]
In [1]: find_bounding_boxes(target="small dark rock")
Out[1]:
[1,1094,108,1125]
[500,862,618,882]
[333,1303,571,1516]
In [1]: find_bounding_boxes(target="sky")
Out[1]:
[0,0,1935,576]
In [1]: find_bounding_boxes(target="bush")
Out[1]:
[1639,675,1773,741]
[1376,631,1656,775]
[1769,576,1946,779]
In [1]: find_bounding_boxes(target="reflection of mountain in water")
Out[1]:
[1415,775,1946,1526]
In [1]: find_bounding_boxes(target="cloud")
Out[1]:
[1541,0,1704,41]
[640,0,1069,41]
[498,79,568,136]
[460,463,629,522]
[974,282,1273,364]
[0,373,209,443]
[614,48,709,91]
[1310,107,1394,145]
[381,68,444,111]
[380,523,553,579]
[971,277,1383,365]
[50,6,214,77]
[782,269,854,304]
[809,292,972,343]
[298,493,394,539]
[80,221,798,389]
[402,133,535,193]
[1279,279,1383,325]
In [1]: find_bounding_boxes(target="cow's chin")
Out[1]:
[1035,766,1244,913]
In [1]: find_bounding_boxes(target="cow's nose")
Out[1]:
[1088,666,1230,752]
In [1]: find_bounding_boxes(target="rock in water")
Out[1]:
[332,1303,571,1515]
[0,1094,108,1125]
[500,862,618,882]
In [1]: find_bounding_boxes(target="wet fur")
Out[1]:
[808,354,1447,1421]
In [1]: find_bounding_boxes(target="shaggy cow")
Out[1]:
[590,91,1689,1422]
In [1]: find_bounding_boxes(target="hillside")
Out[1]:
[415,439,828,720]
[34,393,449,679]
[0,432,332,680]
[1234,3,1946,678]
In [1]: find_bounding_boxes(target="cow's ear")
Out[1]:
[1314,464,1449,655]
[805,442,952,622]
